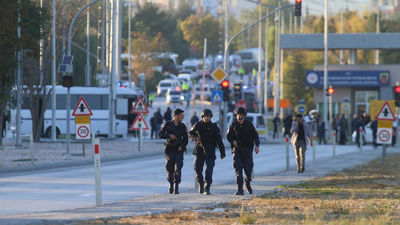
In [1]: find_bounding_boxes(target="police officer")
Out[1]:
[158,108,188,194]
[189,109,225,195]
[226,107,260,195]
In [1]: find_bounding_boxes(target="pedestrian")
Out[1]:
[361,112,370,145]
[290,114,313,173]
[226,107,260,195]
[189,109,225,195]
[149,92,154,108]
[2,112,8,138]
[351,114,358,134]
[273,113,281,139]
[163,107,172,122]
[158,108,188,194]
[150,113,157,139]
[283,114,293,137]
[154,108,163,137]
[338,114,348,145]
[317,120,326,144]
[186,91,191,108]
[371,117,378,148]
[190,111,199,127]
[355,116,364,147]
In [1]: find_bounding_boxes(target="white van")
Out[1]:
[226,112,267,142]
[157,79,180,96]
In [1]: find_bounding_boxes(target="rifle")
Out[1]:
[195,130,207,156]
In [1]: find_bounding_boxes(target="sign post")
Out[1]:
[130,97,149,152]
[72,97,93,157]
[376,101,395,162]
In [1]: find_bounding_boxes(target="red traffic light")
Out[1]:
[328,87,335,95]
[395,86,400,93]
[221,80,229,88]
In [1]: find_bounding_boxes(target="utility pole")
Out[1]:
[128,1,132,88]
[323,0,329,133]
[264,8,269,136]
[273,3,280,117]
[257,5,262,114]
[16,0,22,146]
[51,0,56,141]
[86,0,91,86]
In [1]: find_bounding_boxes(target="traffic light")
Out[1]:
[395,84,400,107]
[221,80,230,101]
[295,0,302,17]
[326,86,334,96]
[234,82,242,99]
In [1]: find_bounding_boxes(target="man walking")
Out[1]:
[227,107,260,195]
[190,111,199,127]
[290,114,313,173]
[189,109,225,195]
[158,108,188,194]
[273,113,281,139]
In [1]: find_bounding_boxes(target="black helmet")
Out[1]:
[201,109,213,118]
[234,107,247,116]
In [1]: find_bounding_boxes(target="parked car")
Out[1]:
[166,88,184,105]
[157,79,180,96]
[226,112,267,142]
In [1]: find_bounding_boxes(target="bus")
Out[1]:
[11,85,139,138]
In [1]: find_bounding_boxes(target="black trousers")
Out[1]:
[165,151,184,184]
[194,154,215,185]
[233,148,253,185]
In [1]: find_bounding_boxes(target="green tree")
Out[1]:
[0,0,18,145]
[180,13,220,55]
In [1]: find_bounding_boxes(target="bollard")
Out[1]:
[285,135,289,171]
[359,127,363,152]
[138,118,142,152]
[93,138,102,207]
[382,145,387,163]
[332,130,336,157]
[30,132,34,165]
[312,135,316,164]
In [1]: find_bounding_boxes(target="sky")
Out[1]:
[233,0,376,16]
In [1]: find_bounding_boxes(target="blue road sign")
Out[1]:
[211,90,223,103]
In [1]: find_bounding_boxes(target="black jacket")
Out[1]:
[158,120,188,153]
[189,121,225,159]
[226,120,260,151]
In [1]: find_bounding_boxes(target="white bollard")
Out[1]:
[285,135,289,171]
[312,135,316,164]
[332,130,336,157]
[359,127,363,152]
[30,132,34,165]
[93,138,102,207]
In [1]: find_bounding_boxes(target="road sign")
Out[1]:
[211,67,228,83]
[72,97,93,116]
[76,124,91,140]
[377,128,392,144]
[211,90,223,103]
[295,104,307,114]
[75,116,90,124]
[131,97,149,114]
[376,101,395,121]
[130,113,149,130]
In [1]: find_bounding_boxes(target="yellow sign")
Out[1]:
[211,67,227,83]
[370,100,396,120]
[75,116,91,124]
[378,120,393,128]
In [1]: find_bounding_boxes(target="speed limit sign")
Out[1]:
[377,128,392,144]
[76,124,91,140]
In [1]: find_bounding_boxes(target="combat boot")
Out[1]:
[198,182,204,194]
[245,181,253,194]
[235,184,244,196]
[168,182,174,194]
[174,183,179,194]
[204,183,211,195]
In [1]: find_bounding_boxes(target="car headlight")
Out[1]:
[180,96,184,100]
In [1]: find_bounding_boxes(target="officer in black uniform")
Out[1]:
[226,107,260,195]
[189,109,225,195]
[158,108,188,194]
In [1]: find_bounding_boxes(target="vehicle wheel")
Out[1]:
[45,127,60,138]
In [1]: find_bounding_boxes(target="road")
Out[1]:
[0,143,382,215]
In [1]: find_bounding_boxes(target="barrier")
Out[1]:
[93,138,102,207]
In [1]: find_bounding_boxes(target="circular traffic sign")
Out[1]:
[77,125,90,138]
[378,129,390,142]
[298,106,305,113]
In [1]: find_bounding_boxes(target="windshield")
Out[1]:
[160,83,172,87]
[169,91,181,95]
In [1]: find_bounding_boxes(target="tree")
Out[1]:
[0,0,18,146]
[180,13,220,55]
[126,31,168,92]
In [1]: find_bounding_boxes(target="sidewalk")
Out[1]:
[0,137,166,174]
[0,142,396,225]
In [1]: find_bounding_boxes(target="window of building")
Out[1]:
[355,91,378,115]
